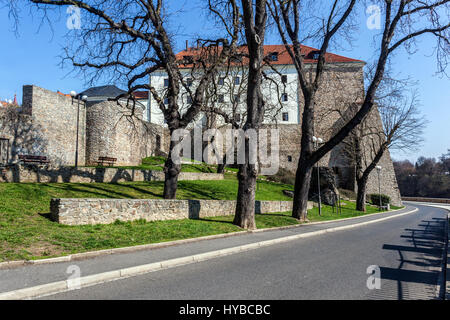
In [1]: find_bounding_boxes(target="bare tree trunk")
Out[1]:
[163,138,181,199]
[292,162,313,221]
[234,160,257,229]
[292,94,315,220]
[232,0,267,229]
[356,176,368,212]
[217,154,227,174]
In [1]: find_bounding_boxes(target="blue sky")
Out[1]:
[0,2,448,163]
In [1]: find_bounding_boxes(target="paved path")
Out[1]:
[21,204,447,300]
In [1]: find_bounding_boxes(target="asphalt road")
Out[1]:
[41,204,448,300]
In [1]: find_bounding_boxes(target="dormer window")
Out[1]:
[184,55,194,64]
[312,51,320,60]
[270,52,279,61]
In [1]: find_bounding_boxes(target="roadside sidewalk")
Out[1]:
[0,205,418,299]
[407,201,450,300]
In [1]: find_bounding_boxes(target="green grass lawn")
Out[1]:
[88,156,240,173]
[0,175,402,262]
[0,178,293,262]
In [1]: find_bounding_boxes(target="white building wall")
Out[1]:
[148,65,301,127]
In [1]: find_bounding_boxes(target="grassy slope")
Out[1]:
[0,178,293,261]
[0,169,401,262]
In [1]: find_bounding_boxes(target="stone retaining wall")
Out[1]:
[50,198,304,225]
[0,164,223,183]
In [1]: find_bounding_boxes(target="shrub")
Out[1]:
[265,168,295,186]
[369,193,391,206]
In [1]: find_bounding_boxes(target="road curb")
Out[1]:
[406,202,450,299]
[0,207,418,300]
[0,206,407,271]
[446,212,450,300]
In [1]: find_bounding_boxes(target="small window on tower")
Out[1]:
[281,93,288,102]
[287,155,293,162]
[281,75,288,83]
[282,112,289,121]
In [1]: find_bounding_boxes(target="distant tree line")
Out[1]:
[394,150,450,198]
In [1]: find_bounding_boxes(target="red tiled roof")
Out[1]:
[133,91,149,99]
[176,44,364,67]
[57,91,72,98]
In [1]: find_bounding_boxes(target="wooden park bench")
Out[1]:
[18,155,50,165]
[97,156,117,167]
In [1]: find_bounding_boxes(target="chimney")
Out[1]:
[13,94,17,105]
[186,40,189,51]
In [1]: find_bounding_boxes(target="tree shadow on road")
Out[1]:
[369,216,447,300]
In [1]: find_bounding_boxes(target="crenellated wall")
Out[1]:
[0,85,170,168]
[23,85,87,166]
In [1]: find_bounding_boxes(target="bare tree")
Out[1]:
[341,81,427,211]
[269,0,449,220]
[227,0,268,229]
[196,49,289,174]
[8,0,240,199]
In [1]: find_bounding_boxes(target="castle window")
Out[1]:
[164,78,169,87]
[287,155,292,162]
[270,52,279,61]
[234,77,240,85]
[156,135,161,150]
[0,138,10,165]
[187,78,193,87]
[218,77,225,85]
[281,75,287,84]
[282,112,289,121]
[281,93,288,102]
